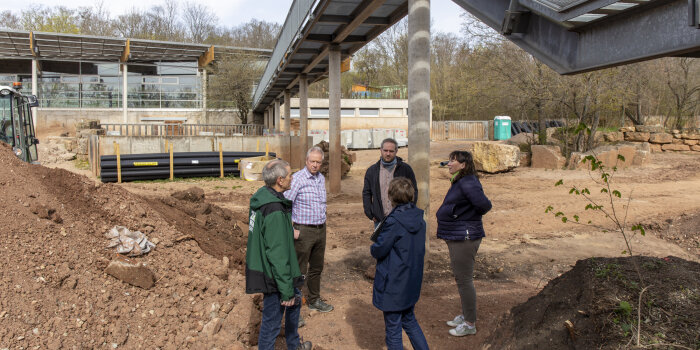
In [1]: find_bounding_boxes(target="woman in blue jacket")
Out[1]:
[436,150,492,337]
[371,177,429,350]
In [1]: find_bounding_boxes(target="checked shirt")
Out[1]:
[284,166,327,225]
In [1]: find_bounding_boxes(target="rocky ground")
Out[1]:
[1,139,699,349]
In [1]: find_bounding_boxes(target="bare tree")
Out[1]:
[148,0,185,41]
[77,1,115,36]
[114,8,150,38]
[207,55,265,123]
[662,57,700,130]
[0,11,21,30]
[182,2,217,43]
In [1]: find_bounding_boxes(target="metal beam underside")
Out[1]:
[452,0,700,74]
[252,0,408,113]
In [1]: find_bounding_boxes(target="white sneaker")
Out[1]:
[449,322,476,337]
[446,315,465,327]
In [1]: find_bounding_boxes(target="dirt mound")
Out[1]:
[645,211,700,256]
[484,256,700,350]
[0,143,258,348]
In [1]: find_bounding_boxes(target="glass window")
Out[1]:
[290,108,300,118]
[382,108,403,116]
[359,108,379,117]
[310,108,328,118]
[341,108,355,117]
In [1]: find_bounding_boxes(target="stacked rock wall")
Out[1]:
[617,126,700,153]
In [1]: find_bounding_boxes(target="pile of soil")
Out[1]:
[315,140,354,177]
[646,211,700,256]
[0,143,259,349]
[484,255,700,350]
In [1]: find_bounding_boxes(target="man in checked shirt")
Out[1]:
[285,146,334,324]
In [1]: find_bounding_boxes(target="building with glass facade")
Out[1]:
[0,29,271,131]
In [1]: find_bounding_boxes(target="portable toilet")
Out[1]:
[494,116,512,140]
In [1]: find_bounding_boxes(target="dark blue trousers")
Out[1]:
[383,306,429,350]
[258,289,302,350]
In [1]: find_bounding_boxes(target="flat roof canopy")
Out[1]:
[253,0,700,113]
[0,29,272,64]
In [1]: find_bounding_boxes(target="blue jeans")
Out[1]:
[383,306,429,350]
[258,289,302,350]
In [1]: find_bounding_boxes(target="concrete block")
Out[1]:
[624,132,650,142]
[648,133,673,144]
[191,137,216,152]
[531,145,566,169]
[130,137,161,154]
[662,144,691,152]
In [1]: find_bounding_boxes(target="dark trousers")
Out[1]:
[258,289,302,350]
[294,223,326,303]
[383,306,429,350]
[446,238,482,323]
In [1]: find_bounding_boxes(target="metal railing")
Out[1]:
[252,0,318,110]
[102,123,263,136]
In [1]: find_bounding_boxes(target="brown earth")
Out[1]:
[1,140,699,349]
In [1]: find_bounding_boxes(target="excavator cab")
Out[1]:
[0,83,39,163]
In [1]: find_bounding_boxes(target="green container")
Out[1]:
[494,116,512,140]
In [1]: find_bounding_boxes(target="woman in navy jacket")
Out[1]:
[371,177,429,350]
[436,151,492,337]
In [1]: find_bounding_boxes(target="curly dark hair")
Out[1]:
[449,150,478,182]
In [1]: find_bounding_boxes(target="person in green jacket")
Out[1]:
[246,159,312,350]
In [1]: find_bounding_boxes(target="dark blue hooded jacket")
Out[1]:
[436,174,492,241]
[371,203,426,312]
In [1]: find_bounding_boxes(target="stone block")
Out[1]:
[638,142,651,152]
[684,140,698,146]
[691,145,700,152]
[105,258,156,289]
[604,132,624,142]
[662,144,690,152]
[671,138,685,145]
[648,133,673,144]
[202,318,223,338]
[681,133,700,140]
[624,132,650,142]
[531,145,565,169]
[471,142,520,173]
[649,143,662,153]
[616,146,637,168]
[635,125,664,133]
[632,150,649,166]
[77,138,88,155]
[619,126,635,132]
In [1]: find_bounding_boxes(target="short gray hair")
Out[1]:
[381,138,398,150]
[306,146,324,160]
[262,159,290,187]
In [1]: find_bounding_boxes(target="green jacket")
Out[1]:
[245,186,303,301]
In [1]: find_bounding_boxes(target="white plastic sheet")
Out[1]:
[105,226,156,256]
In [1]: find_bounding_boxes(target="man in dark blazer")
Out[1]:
[362,138,418,225]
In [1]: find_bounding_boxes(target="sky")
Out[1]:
[5,0,468,36]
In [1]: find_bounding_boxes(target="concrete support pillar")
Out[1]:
[284,90,291,135]
[408,0,431,258]
[274,98,281,133]
[122,63,128,123]
[201,69,208,123]
[264,109,269,131]
[31,59,38,130]
[299,74,309,160]
[328,45,342,194]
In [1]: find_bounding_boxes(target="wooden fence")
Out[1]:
[431,121,489,141]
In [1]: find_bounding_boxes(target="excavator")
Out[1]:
[0,82,39,163]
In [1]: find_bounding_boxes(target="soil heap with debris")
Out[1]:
[315,140,355,177]
[484,256,700,350]
[0,143,263,349]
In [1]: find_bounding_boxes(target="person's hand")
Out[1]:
[294,229,300,240]
[281,298,295,307]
